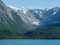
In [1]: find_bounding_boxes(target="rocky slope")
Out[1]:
[1,0,60,33]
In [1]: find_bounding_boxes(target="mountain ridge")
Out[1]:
[0,0,60,33]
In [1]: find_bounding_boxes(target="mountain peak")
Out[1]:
[53,7,60,12]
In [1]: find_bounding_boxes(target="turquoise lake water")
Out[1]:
[0,40,60,45]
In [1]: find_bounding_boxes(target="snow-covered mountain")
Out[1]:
[0,0,60,33]
[9,6,48,26]
[0,0,45,33]
[42,7,60,27]
[8,6,46,26]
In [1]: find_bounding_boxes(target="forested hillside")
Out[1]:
[0,27,60,39]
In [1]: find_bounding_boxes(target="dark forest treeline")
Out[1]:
[25,27,60,39]
[0,27,60,39]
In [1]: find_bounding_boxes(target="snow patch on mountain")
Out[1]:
[20,7,29,14]
[8,6,20,11]
[32,21,39,25]
[51,12,57,16]
[39,11,43,18]
[8,6,29,14]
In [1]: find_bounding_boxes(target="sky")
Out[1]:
[0,40,60,45]
[2,0,60,9]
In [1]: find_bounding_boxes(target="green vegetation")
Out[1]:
[25,27,60,39]
[0,27,60,39]
[0,30,24,39]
